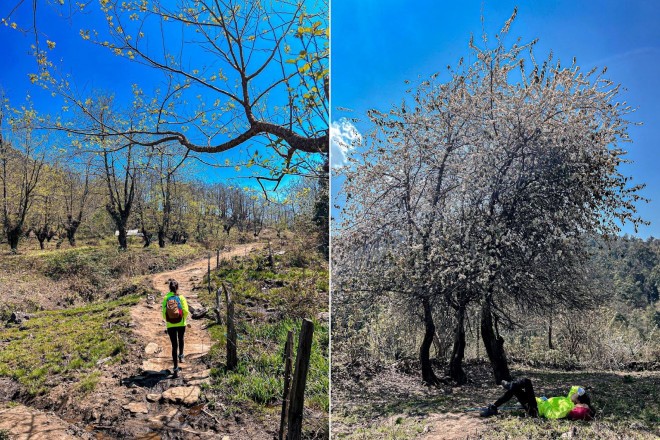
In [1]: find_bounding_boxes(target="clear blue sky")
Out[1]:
[331,0,660,239]
[0,1,318,193]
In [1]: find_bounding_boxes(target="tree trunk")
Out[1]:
[117,227,128,249]
[65,217,80,247]
[548,316,554,350]
[480,301,511,384]
[448,305,468,385]
[158,228,166,248]
[37,237,45,250]
[66,226,77,247]
[7,228,21,253]
[420,297,441,386]
[141,227,151,247]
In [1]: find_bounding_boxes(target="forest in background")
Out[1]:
[333,234,660,373]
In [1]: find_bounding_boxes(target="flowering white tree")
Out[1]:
[335,9,647,385]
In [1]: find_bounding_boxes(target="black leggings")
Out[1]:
[167,326,185,367]
[494,378,539,417]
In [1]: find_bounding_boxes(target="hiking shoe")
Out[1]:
[178,354,184,363]
[173,366,181,373]
[501,380,512,390]
[480,404,498,417]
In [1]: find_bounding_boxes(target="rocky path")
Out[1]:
[122,242,264,439]
[0,243,265,440]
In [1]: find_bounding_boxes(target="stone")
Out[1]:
[189,304,208,319]
[96,356,112,366]
[122,402,148,414]
[186,369,211,381]
[148,408,178,425]
[161,386,201,405]
[8,311,33,324]
[145,343,161,355]
[317,311,329,321]
[141,359,168,372]
[146,393,161,402]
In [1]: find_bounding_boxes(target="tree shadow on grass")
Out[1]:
[333,362,660,439]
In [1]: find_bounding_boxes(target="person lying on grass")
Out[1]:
[162,279,189,377]
[480,377,594,420]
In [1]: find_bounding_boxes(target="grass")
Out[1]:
[0,242,200,319]
[332,362,660,440]
[77,371,102,394]
[336,419,425,440]
[198,244,329,438]
[483,368,660,439]
[0,295,140,395]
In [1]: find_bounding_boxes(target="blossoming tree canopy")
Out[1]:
[335,9,647,385]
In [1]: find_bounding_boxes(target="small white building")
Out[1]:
[114,229,143,237]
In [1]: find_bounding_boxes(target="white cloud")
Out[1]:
[330,118,361,167]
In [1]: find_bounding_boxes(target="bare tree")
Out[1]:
[0,95,47,253]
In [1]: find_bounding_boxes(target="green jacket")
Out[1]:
[535,386,580,419]
[162,292,189,328]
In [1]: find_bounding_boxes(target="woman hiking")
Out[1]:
[162,279,189,377]
[480,378,594,421]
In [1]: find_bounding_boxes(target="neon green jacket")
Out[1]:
[535,386,579,419]
[162,292,189,328]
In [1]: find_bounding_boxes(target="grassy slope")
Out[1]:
[0,295,139,395]
[197,244,329,437]
[0,242,201,397]
[0,242,200,319]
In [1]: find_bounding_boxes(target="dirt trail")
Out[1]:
[0,405,80,440]
[1,242,265,440]
[419,412,487,439]
[134,243,262,374]
[123,242,264,439]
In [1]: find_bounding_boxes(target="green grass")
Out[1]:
[77,371,102,394]
[199,248,329,417]
[0,295,140,395]
[334,418,424,440]
[208,318,329,412]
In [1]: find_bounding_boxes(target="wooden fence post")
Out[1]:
[267,240,274,267]
[207,254,212,299]
[286,319,314,440]
[215,288,223,325]
[278,330,295,440]
[223,283,237,370]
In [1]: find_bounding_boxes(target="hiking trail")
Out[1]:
[0,242,265,440]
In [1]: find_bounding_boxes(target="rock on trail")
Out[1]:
[0,405,85,440]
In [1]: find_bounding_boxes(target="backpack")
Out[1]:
[166,295,183,323]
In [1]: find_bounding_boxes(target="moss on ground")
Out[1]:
[0,295,140,395]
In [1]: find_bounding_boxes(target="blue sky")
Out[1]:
[0,1,323,193]
[331,0,660,238]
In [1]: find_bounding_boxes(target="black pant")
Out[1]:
[167,326,185,368]
[494,378,539,417]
